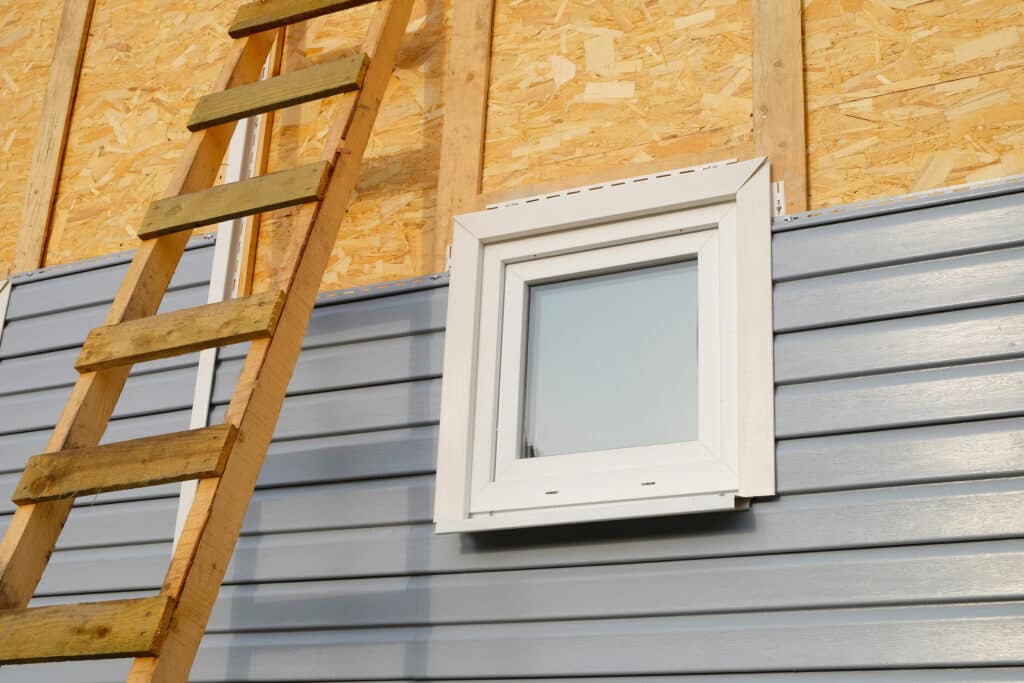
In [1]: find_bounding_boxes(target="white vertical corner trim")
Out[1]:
[0,279,13,351]
[172,112,261,548]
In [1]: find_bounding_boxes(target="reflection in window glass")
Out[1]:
[520,260,699,458]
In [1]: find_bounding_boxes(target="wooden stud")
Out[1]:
[13,0,96,275]
[0,596,173,664]
[431,0,496,273]
[0,32,276,614]
[138,160,331,240]
[229,0,379,38]
[187,54,369,131]
[127,2,415,679]
[75,290,285,373]
[238,28,287,297]
[752,0,807,214]
[11,425,237,504]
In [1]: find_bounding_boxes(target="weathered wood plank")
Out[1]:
[75,290,285,373]
[0,596,173,664]
[138,161,330,240]
[229,0,379,38]
[431,0,496,272]
[752,0,807,214]
[13,0,96,275]
[187,54,369,132]
[11,425,236,504]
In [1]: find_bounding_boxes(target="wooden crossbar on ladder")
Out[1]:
[0,0,414,680]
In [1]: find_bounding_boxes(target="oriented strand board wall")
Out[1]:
[483,0,754,193]
[252,0,447,292]
[42,0,237,268]
[805,0,1024,207]
[0,0,61,278]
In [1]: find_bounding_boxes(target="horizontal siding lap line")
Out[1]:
[29,476,1024,593]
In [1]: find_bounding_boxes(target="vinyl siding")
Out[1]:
[1,184,1023,681]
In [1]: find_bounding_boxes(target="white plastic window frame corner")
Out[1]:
[435,158,775,533]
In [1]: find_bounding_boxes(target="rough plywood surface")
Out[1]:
[805,0,1024,110]
[253,0,446,292]
[43,0,237,268]
[809,67,1024,207]
[0,0,61,277]
[805,0,1024,207]
[481,0,753,194]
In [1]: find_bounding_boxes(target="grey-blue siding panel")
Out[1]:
[0,188,1023,681]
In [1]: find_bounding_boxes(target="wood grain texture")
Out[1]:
[230,0,380,38]
[188,54,369,131]
[0,596,173,664]
[12,0,95,275]
[75,290,285,372]
[752,0,807,213]
[432,0,495,272]
[11,425,236,504]
[138,161,331,239]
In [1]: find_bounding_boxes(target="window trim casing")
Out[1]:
[435,158,775,533]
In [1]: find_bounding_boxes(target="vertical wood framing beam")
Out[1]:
[13,0,96,274]
[430,0,496,273]
[752,0,808,214]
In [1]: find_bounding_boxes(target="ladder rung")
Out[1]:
[0,597,173,664]
[187,54,368,132]
[229,0,380,38]
[12,425,237,504]
[75,290,285,373]
[138,161,332,239]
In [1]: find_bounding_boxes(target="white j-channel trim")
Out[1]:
[172,111,261,549]
[435,157,775,533]
[0,279,12,352]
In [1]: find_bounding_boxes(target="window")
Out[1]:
[435,158,775,533]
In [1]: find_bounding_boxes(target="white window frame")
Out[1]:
[435,158,775,533]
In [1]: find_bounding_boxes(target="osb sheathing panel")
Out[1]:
[482,0,754,193]
[805,0,1024,207]
[809,67,1024,206]
[252,0,446,292]
[0,0,61,276]
[43,0,237,268]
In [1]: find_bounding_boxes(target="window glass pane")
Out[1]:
[520,260,699,458]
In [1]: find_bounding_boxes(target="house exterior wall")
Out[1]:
[2,1,1023,289]
[0,181,1021,680]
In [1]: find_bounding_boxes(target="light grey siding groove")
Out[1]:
[1,188,1022,680]
[773,245,1024,332]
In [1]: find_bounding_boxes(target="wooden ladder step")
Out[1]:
[11,425,237,504]
[138,161,331,239]
[229,0,380,38]
[188,54,368,131]
[0,597,174,664]
[75,290,285,373]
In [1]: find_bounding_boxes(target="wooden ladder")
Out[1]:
[0,0,413,679]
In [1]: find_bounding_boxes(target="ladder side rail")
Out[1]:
[129,2,414,680]
[0,31,275,612]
